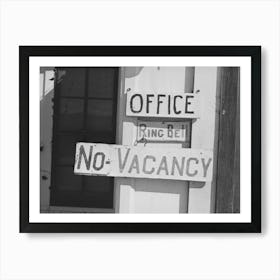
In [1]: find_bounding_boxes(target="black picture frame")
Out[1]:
[20,46,261,233]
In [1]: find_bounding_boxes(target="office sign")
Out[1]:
[137,121,190,142]
[74,143,213,182]
[126,92,200,118]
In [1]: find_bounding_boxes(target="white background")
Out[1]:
[0,0,279,279]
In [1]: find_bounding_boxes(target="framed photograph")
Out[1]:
[20,46,261,233]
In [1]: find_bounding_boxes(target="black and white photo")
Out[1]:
[20,46,261,232]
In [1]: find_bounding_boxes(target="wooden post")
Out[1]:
[215,67,240,213]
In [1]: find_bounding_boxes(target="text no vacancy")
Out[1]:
[74,143,213,182]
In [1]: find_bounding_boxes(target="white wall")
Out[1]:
[0,1,279,280]
[115,66,217,213]
[115,67,189,213]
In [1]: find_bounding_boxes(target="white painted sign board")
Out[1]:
[74,143,213,182]
[137,121,190,142]
[126,92,200,118]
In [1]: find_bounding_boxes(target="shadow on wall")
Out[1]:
[124,67,144,78]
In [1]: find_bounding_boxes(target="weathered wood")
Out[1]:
[215,67,240,213]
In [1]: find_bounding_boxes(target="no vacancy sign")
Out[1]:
[74,143,213,182]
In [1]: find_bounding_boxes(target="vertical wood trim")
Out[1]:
[188,67,217,213]
[215,67,240,213]
[114,67,125,212]
[233,71,240,213]
[49,68,60,206]
[184,67,195,213]
[210,68,222,213]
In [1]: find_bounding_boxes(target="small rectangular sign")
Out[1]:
[137,121,190,142]
[126,92,200,118]
[74,143,213,182]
